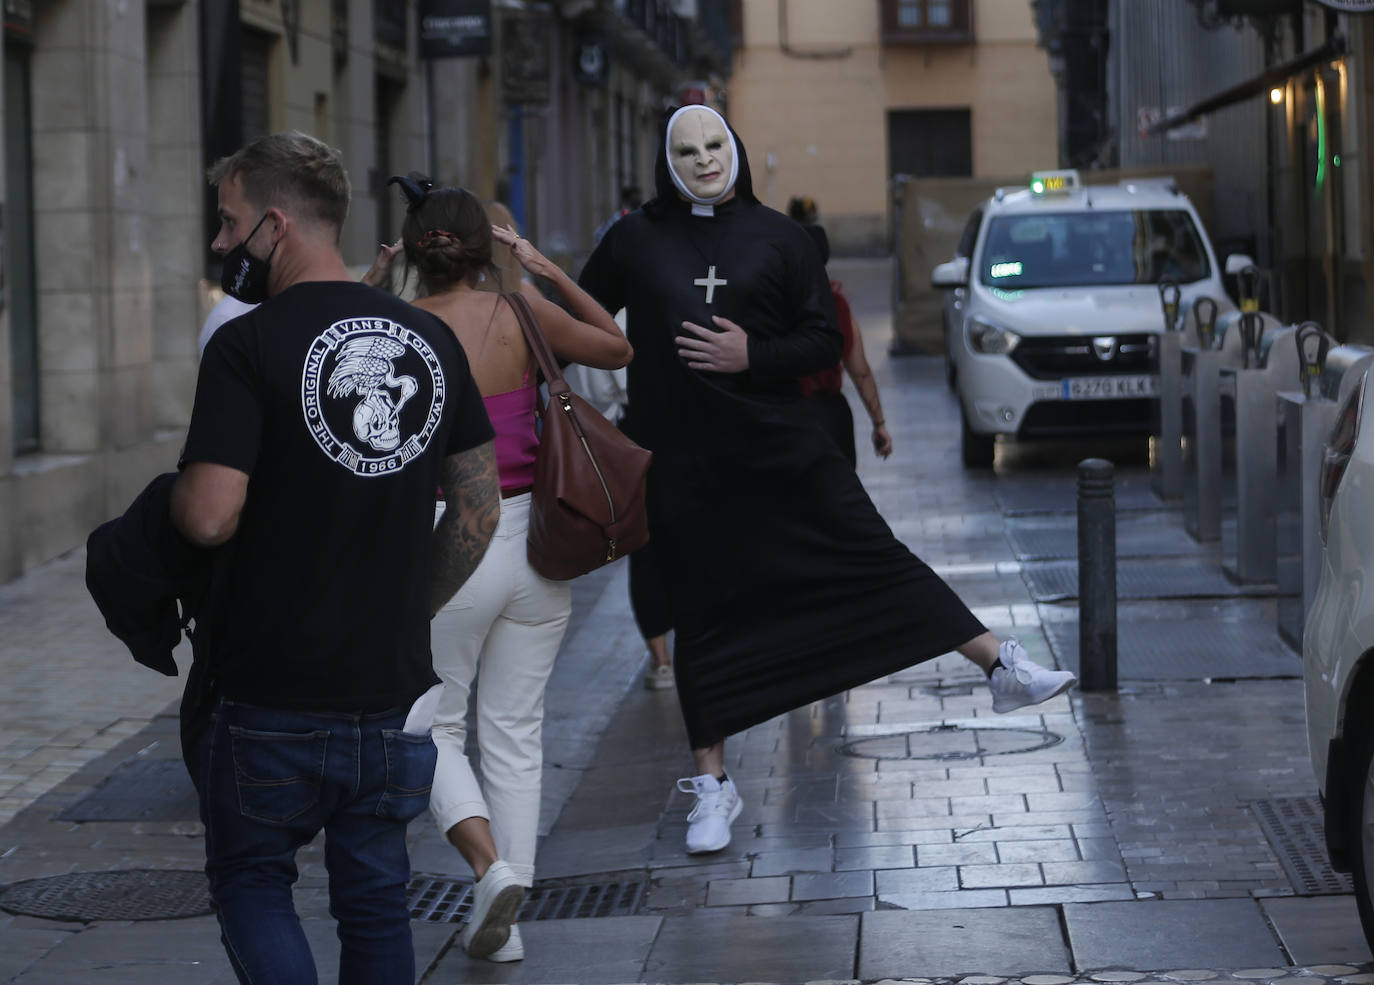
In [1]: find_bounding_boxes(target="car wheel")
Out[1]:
[961,408,995,469]
[1351,720,1374,953]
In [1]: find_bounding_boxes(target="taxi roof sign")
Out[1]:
[1030,169,1081,195]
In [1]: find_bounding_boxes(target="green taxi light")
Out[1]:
[1031,180,1045,194]
[990,261,1023,279]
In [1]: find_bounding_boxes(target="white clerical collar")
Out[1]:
[691,203,715,217]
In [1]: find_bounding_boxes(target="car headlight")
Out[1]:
[967,318,1021,355]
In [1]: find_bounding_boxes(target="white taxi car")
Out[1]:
[932,170,1244,467]
[1303,351,1374,949]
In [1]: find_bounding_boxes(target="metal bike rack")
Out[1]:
[1181,306,1251,542]
[1274,329,1365,651]
[1152,283,1203,502]
[1218,317,1300,585]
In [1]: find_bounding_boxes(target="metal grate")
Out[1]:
[56,758,200,823]
[1252,796,1353,896]
[1044,620,1300,682]
[407,875,647,923]
[0,869,212,922]
[838,724,1064,762]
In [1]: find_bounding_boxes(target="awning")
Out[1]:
[1144,33,1347,136]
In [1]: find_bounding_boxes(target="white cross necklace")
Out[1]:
[693,265,727,304]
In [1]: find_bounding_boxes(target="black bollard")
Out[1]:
[1077,458,1118,691]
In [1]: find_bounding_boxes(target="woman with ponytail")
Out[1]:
[384,175,631,962]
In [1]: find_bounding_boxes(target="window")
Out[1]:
[978,210,1211,289]
[881,0,972,43]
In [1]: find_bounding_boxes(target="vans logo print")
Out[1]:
[301,317,446,477]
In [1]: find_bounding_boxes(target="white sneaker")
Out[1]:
[485,923,524,962]
[461,860,524,959]
[989,638,1077,713]
[677,774,743,854]
[644,663,675,690]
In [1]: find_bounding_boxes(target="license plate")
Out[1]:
[1061,375,1159,400]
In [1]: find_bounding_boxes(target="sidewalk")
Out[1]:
[2,259,1372,984]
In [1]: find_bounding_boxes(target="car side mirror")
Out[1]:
[932,257,970,289]
[1224,253,1256,276]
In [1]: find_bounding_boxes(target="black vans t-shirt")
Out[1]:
[182,281,493,712]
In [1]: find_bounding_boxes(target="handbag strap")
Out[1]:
[502,292,570,399]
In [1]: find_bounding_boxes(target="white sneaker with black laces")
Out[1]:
[677,773,742,854]
[989,638,1077,713]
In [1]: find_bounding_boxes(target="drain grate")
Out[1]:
[407,875,646,923]
[0,869,212,922]
[839,724,1064,761]
[56,758,200,823]
[1252,796,1353,896]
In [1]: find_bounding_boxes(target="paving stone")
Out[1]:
[1090,974,1149,982]
[878,888,1009,911]
[918,842,999,866]
[959,862,1044,888]
[644,911,858,982]
[706,875,792,907]
[1008,885,1137,905]
[858,906,1070,977]
[1259,896,1373,966]
[835,844,917,871]
[1064,900,1287,971]
[428,915,660,985]
[750,848,836,877]
[791,871,875,902]
[1022,976,1076,985]
[1161,973,1220,982]
[994,840,1080,864]
[875,866,960,894]
[1042,860,1128,885]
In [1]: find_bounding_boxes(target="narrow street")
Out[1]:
[0,260,1369,983]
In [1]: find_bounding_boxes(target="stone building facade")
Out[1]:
[724,0,1059,255]
[0,0,731,584]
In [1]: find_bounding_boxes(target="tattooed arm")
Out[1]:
[430,440,500,616]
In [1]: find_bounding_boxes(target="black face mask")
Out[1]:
[220,212,278,303]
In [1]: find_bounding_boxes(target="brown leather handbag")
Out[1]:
[503,293,652,580]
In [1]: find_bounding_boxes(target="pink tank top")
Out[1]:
[483,376,539,491]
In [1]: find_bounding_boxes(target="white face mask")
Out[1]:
[666,106,739,206]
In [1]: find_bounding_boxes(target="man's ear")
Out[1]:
[264,206,289,245]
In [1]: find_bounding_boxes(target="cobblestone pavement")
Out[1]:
[2,258,1371,983]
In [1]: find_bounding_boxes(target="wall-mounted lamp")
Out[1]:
[1269,87,1284,105]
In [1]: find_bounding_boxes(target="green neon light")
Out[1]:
[1031,180,1045,194]
[1316,80,1328,194]
[990,261,1023,279]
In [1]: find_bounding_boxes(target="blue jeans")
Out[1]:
[194,698,437,985]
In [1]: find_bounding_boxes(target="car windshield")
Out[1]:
[977,209,1210,288]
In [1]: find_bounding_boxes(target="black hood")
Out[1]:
[645,107,759,219]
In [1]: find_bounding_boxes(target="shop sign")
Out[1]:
[573,38,608,87]
[1313,1,1374,11]
[501,9,551,104]
[421,0,493,58]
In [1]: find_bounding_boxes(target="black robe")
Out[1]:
[578,122,985,748]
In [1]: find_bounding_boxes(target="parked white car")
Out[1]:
[1303,354,1374,949]
[932,170,1245,467]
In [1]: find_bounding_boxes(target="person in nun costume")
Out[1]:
[578,105,1077,855]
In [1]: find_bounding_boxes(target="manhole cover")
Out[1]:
[838,724,1064,761]
[1252,796,1353,896]
[0,869,212,922]
[408,875,646,923]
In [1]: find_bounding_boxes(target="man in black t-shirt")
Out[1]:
[172,131,499,984]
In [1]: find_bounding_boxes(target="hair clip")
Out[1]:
[387,174,433,213]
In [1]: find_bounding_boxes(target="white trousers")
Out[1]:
[429,492,572,887]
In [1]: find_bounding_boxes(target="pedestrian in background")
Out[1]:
[380,175,632,963]
[579,105,1076,856]
[787,195,893,464]
[173,132,500,984]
